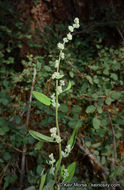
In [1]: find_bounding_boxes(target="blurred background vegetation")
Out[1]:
[0,0,124,189]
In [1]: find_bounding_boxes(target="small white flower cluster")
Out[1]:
[56,17,80,64]
[73,17,80,29]
[55,60,59,68]
[50,127,62,143]
[51,93,60,108]
[57,79,65,95]
[60,51,64,60]
[48,153,56,175]
[63,169,69,180]
[49,153,56,165]
[52,72,61,80]
[51,18,80,108]
[57,86,62,95]
[57,43,64,50]
[60,80,65,86]
[61,144,71,158]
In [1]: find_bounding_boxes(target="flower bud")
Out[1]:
[55,60,59,68]
[60,52,65,59]
[63,37,68,43]
[74,17,79,24]
[57,43,64,50]
[67,33,72,41]
[68,25,74,32]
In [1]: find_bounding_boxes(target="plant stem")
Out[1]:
[54,58,62,181]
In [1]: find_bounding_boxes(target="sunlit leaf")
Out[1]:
[33,91,51,106]
[29,130,54,142]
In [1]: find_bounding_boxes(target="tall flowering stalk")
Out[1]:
[50,17,80,179]
[29,18,80,189]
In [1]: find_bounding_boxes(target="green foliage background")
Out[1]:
[0,1,124,189]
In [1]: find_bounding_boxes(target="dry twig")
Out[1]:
[19,67,36,189]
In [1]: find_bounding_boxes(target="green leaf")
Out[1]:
[0,126,9,136]
[73,113,79,120]
[105,97,113,105]
[63,162,76,183]
[116,167,123,176]
[86,105,96,113]
[44,66,51,72]
[92,142,101,148]
[72,105,82,113]
[93,150,99,156]
[36,165,43,175]
[55,159,61,170]
[110,73,118,80]
[103,69,109,75]
[3,152,11,161]
[39,173,46,190]
[85,141,91,147]
[35,141,43,150]
[29,130,54,142]
[69,71,74,78]
[93,76,99,84]
[93,117,101,129]
[68,120,77,128]
[101,156,106,165]
[91,93,98,99]
[86,75,93,84]
[33,91,51,106]
[57,74,64,79]
[60,165,65,178]
[60,104,68,113]
[111,91,121,100]
[43,180,55,190]
[67,121,80,149]
[97,107,103,113]
[64,81,71,92]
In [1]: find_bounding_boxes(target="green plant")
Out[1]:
[29,18,80,190]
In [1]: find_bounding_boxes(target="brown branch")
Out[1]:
[19,67,37,190]
[76,136,109,176]
[116,27,124,43]
[0,162,10,186]
[76,137,123,190]
[107,108,117,162]
[7,143,29,154]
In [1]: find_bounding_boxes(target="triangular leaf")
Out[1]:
[33,91,51,106]
[29,130,54,142]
